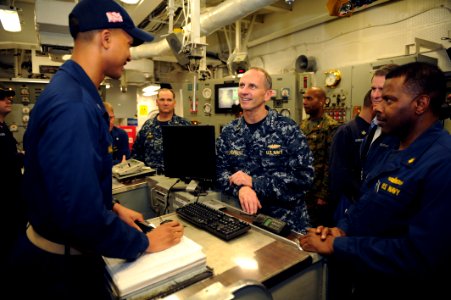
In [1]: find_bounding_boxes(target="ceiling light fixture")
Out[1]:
[142,84,161,97]
[0,5,21,32]
[120,0,141,4]
[143,84,161,93]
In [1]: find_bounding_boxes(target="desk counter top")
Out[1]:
[112,177,149,195]
[152,209,316,299]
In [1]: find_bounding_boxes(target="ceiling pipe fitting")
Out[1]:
[131,0,278,60]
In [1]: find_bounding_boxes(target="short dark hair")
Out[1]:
[247,67,272,90]
[372,64,398,79]
[363,89,372,108]
[157,88,175,99]
[386,62,446,117]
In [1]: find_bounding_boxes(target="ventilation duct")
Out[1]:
[35,0,75,52]
[131,0,279,60]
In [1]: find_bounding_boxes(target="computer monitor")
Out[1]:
[214,82,239,114]
[161,125,216,191]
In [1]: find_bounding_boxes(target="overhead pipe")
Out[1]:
[190,0,201,44]
[191,0,200,112]
[235,20,241,52]
[131,0,279,60]
[167,0,175,33]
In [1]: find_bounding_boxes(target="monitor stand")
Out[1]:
[186,180,213,196]
[186,180,200,193]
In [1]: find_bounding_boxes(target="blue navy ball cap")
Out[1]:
[69,0,154,47]
[0,88,15,99]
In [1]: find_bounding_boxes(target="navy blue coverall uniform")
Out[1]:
[6,60,148,299]
[334,122,451,299]
[0,120,26,262]
[111,125,130,165]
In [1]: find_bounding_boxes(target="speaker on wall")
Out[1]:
[295,55,317,72]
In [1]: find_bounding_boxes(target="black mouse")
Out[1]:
[134,220,154,233]
[160,219,172,225]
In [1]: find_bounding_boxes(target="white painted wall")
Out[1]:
[247,0,450,73]
[207,0,451,131]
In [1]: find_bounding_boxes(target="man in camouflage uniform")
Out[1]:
[131,88,191,174]
[301,87,339,227]
[216,67,314,233]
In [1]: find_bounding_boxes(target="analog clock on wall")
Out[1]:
[325,97,331,107]
[324,69,342,88]
[203,103,212,115]
[280,108,291,118]
[202,87,212,99]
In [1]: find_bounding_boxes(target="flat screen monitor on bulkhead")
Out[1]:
[162,125,216,190]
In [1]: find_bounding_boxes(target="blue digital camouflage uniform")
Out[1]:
[131,114,191,173]
[216,107,314,233]
[301,113,339,226]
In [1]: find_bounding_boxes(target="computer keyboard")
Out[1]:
[176,202,251,241]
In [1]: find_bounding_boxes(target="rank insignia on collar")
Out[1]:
[268,144,281,149]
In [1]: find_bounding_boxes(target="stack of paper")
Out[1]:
[104,236,209,299]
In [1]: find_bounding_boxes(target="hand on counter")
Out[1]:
[112,202,184,253]
[238,186,262,215]
[146,220,184,253]
[299,226,345,255]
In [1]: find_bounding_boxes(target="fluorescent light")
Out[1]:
[120,0,141,4]
[142,84,160,97]
[0,6,21,32]
[10,78,50,84]
[143,91,158,97]
[142,84,161,94]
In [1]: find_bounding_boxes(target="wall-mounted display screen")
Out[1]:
[214,82,239,114]
[162,125,216,190]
